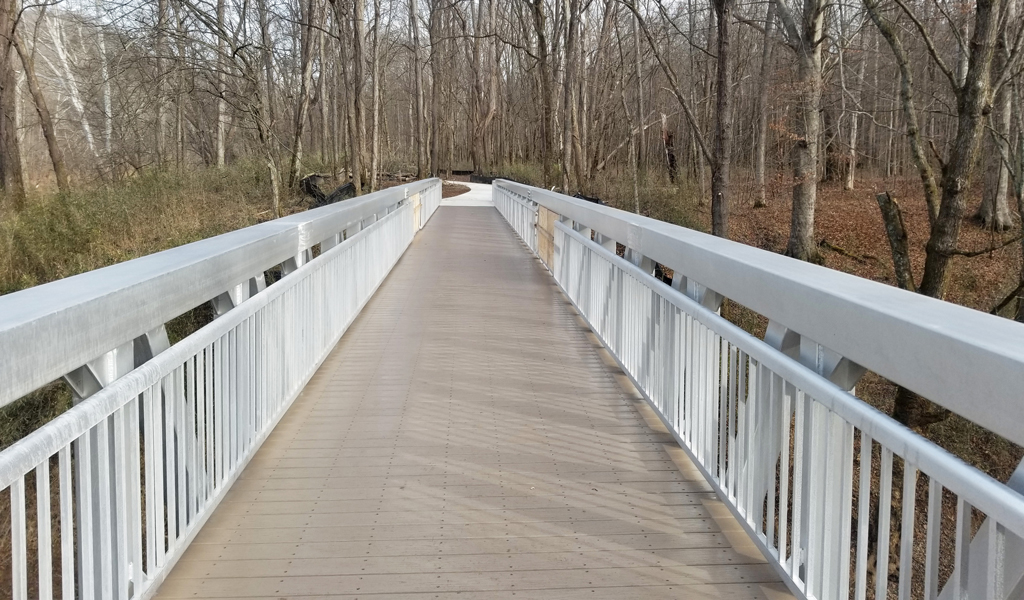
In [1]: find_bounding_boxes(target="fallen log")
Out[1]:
[300,173,357,207]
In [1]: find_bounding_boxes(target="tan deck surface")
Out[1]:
[156,206,790,599]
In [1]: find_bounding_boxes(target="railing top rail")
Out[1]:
[0,178,440,408]
[495,179,1024,447]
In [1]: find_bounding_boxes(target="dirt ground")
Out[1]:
[695,177,1023,313]
[691,176,1024,484]
[442,182,470,198]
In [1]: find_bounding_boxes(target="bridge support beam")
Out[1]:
[938,461,1024,599]
[743,321,866,597]
[62,325,171,600]
[670,273,723,313]
[594,233,616,253]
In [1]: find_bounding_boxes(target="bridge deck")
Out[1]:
[155,202,789,599]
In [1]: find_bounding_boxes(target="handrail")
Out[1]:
[494,180,1024,600]
[0,178,442,600]
[0,179,440,408]
[494,179,1024,448]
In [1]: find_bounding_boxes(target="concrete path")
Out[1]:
[441,181,493,206]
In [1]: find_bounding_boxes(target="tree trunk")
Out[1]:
[875,193,915,291]
[335,1,362,194]
[918,0,1002,299]
[96,0,113,174]
[785,48,822,262]
[561,0,580,193]
[845,52,865,191]
[662,113,678,183]
[155,0,168,168]
[410,0,425,178]
[978,89,1014,230]
[1014,84,1024,322]
[0,0,23,208]
[429,0,440,176]
[531,0,554,189]
[631,14,645,172]
[619,72,639,213]
[864,0,1003,429]
[864,0,941,224]
[13,32,69,193]
[369,0,381,191]
[352,0,367,187]
[710,0,733,238]
[753,0,775,208]
[288,0,317,188]
[977,0,1016,231]
[258,0,276,140]
[216,0,227,167]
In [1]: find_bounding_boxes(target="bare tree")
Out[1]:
[775,0,826,261]
[753,0,776,208]
[409,0,425,178]
[865,0,1020,428]
[288,0,318,188]
[13,30,68,192]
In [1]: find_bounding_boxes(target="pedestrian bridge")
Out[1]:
[2,179,1024,600]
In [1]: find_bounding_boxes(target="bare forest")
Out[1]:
[0,0,1023,461]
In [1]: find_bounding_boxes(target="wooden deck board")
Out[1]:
[155,206,789,599]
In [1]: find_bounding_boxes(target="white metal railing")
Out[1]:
[493,185,536,251]
[0,179,441,600]
[494,180,1024,600]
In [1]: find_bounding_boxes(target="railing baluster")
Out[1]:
[924,477,942,599]
[899,463,918,600]
[59,446,74,600]
[114,409,129,600]
[494,195,1024,600]
[36,460,52,600]
[11,477,27,600]
[876,448,894,600]
[128,398,144,596]
[778,380,793,572]
[78,432,95,600]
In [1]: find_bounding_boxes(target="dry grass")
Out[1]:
[0,161,286,452]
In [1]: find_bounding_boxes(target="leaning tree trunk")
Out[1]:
[892,0,1002,429]
[917,0,1002,300]
[13,32,69,193]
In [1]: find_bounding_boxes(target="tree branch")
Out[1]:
[617,0,713,165]
[942,235,1024,257]
[890,0,959,91]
